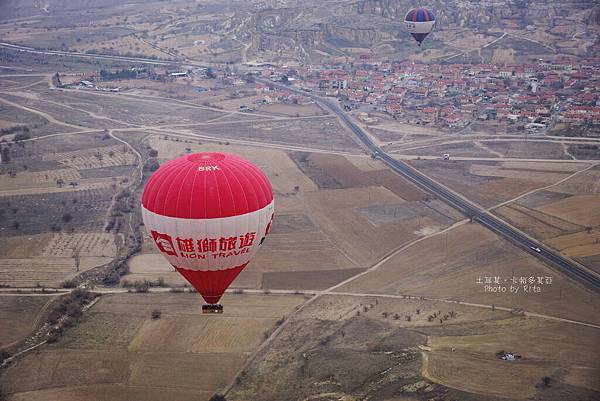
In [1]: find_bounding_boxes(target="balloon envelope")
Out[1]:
[141,152,274,304]
[404,8,436,45]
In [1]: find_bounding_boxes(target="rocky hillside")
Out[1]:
[238,0,599,64]
[1,0,598,64]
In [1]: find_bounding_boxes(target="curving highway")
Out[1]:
[264,80,600,291]
[1,38,598,290]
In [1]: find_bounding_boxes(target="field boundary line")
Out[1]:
[488,161,600,211]
[328,291,600,330]
[326,219,469,293]
[222,219,468,396]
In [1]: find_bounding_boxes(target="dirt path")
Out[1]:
[75,89,284,120]
[507,33,556,53]
[474,140,504,158]
[2,91,141,128]
[0,96,83,130]
[488,161,599,211]
[1,79,48,91]
[393,154,596,164]
[396,137,600,155]
[220,216,600,394]
[443,32,507,62]
[150,126,361,155]
[0,295,57,352]
[562,141,576,160]
[326,220,470,293]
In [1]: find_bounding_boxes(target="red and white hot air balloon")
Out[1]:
[141,152,274,313]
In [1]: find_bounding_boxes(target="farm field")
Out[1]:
[336,223,600,325]
[147,137,319,194]
[45,145,136,170]
[0,117,134,289]
[36,90,229,126]
[0,99,74,138]
[126,140,462,290]
[0,187,115,237]
[258,103,327,117]
[489,165,600,273]
[0,257,111,287]
[0,296,54,349]
[0,6,598,399]
[408,159,591,208]
[388,138,592,162]
[393,141,499,158]
[183,117,362,152]
[422,317,600,400]
[0,292,305,401]
[0,93,130,130]
[227,294,599,401]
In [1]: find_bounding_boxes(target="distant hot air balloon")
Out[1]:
[404,7,436,46]
[141,152,274,313]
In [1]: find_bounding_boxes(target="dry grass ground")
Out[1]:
[483,141,571,160]
[0,296,54,349]
[46,145,136,170]
[0,257,111,287]
[132,144,460,290]
[0,233,116,286]
[469,162,576,183]
[71,36,167,59]
[0,293,305,401]
[494,203,583,240]
[4,384,205,401]
[0,234,51,259]
[493,167,600,273]
[37,90,226,126]
[258,103,327,117]
[148,136,318,194]
[409,159,579,208]
[395,140,579,161]
[546,231,600,258]
[303,186,446,267]
[551,167,600,195]
[40,233,117,258]
[123,253,186,287]
[336,223,600,325]
[537,195,600,228]
[229,294,598,401]
[0,100,71,137]
[423,317,600,399]
[398,142,498,158]
[1,93,129,130]
[185,117,361,152]
[344,155,387,172]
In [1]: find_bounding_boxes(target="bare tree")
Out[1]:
[73,247,80,272]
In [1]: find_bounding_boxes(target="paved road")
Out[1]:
[4,286,599,330]
[262,80,600,291]
[391,154,600,163]
[2,39,598,290]
[0,41,180,66]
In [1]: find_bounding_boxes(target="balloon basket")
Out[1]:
[202,304,223,314]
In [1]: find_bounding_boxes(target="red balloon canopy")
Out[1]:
[141,152,274,304]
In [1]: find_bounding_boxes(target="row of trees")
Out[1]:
[46,289,96,343]
[100,68,139,81]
